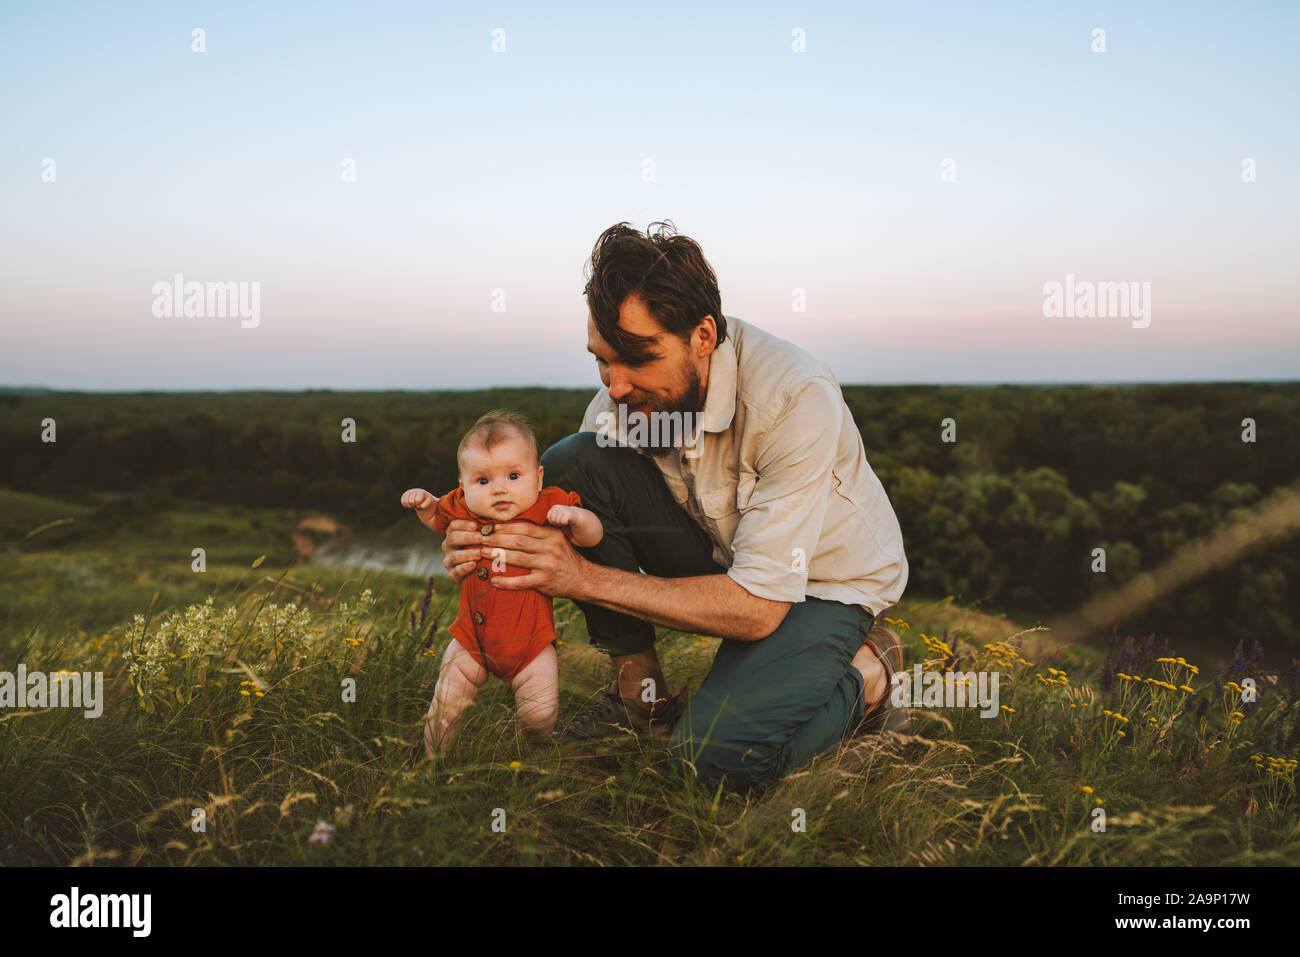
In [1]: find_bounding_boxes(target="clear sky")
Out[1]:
[3,0,1297,389]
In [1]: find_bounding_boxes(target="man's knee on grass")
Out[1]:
[667,725,783,794]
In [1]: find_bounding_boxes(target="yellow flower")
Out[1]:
[509,760,521,768]
[1116,730,1126,738]
[1080,785,1094,794]
[1000,705,1015,714]
[240,690,250,696]
[1179,685,1195,693]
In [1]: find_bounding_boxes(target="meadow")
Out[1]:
[1,487,1295,865]
[2,382,1298,866]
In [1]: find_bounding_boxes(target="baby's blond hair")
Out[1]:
[457,409,540,476]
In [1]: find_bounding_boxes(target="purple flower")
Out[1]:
[418,576,434,628]
[309,821,334,845]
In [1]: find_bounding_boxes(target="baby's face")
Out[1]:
[459,433,543,522]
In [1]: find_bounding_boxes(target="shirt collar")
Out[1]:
[698,322,737,434]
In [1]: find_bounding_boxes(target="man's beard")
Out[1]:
[624,364,705,459]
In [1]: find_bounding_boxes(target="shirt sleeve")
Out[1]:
[725,377,841,604]
[431,490,459,536]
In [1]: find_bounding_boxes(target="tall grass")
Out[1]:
[1,571,1296,865]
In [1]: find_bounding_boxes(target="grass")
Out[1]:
[1,487,1297,866]
[1,565,1297,866]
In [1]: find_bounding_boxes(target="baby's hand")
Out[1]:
[401,488,440,530]
[546,503,602,547]
[546,504,580,526]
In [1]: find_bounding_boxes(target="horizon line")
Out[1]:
[3,378,1300,394]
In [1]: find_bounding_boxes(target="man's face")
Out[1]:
[586,295,714,454]
[459,433,543,522]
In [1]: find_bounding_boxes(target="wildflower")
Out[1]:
[1116,730,1126,738]
[1080,785,1094,794]
[308,820,334,845]
[1000,705,1015,715]
[508,760,521,769]
[1179,685,1195,693]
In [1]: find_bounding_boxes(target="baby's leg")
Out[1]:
[510,643,559,738]
[426,640,489,752]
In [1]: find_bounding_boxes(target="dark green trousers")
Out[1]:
[540,431,875,793]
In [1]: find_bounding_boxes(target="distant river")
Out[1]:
[308,529,448,577]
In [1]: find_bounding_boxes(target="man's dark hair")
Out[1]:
[583,220,726,363]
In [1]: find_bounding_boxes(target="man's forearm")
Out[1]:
[572,561,782,641]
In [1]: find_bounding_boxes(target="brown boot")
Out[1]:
[855,623,912,735]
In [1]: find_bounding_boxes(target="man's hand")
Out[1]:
[439,517,484,585]
[482,521,590,600]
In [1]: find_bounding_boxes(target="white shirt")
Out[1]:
[580,315,908,617]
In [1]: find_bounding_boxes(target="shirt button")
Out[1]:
[472,611,485,626]
[476,566,489,581]
[479,523,494,536]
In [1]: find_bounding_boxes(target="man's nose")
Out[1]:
[607,370,633,401]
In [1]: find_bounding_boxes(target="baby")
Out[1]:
[400,410,603,752]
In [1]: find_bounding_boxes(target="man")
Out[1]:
[440,221,910,793]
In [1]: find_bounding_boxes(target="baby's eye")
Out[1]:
[477,477,489,485]
[509,472,520,480]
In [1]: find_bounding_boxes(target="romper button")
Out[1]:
[476,566,489,580]
[472,611,485,626]
[479,523,494,536]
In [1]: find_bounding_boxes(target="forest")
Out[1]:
[2,382,1297,659]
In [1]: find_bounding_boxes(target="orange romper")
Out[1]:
[432,485,583,681]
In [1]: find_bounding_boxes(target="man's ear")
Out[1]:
[695,315,717,354]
